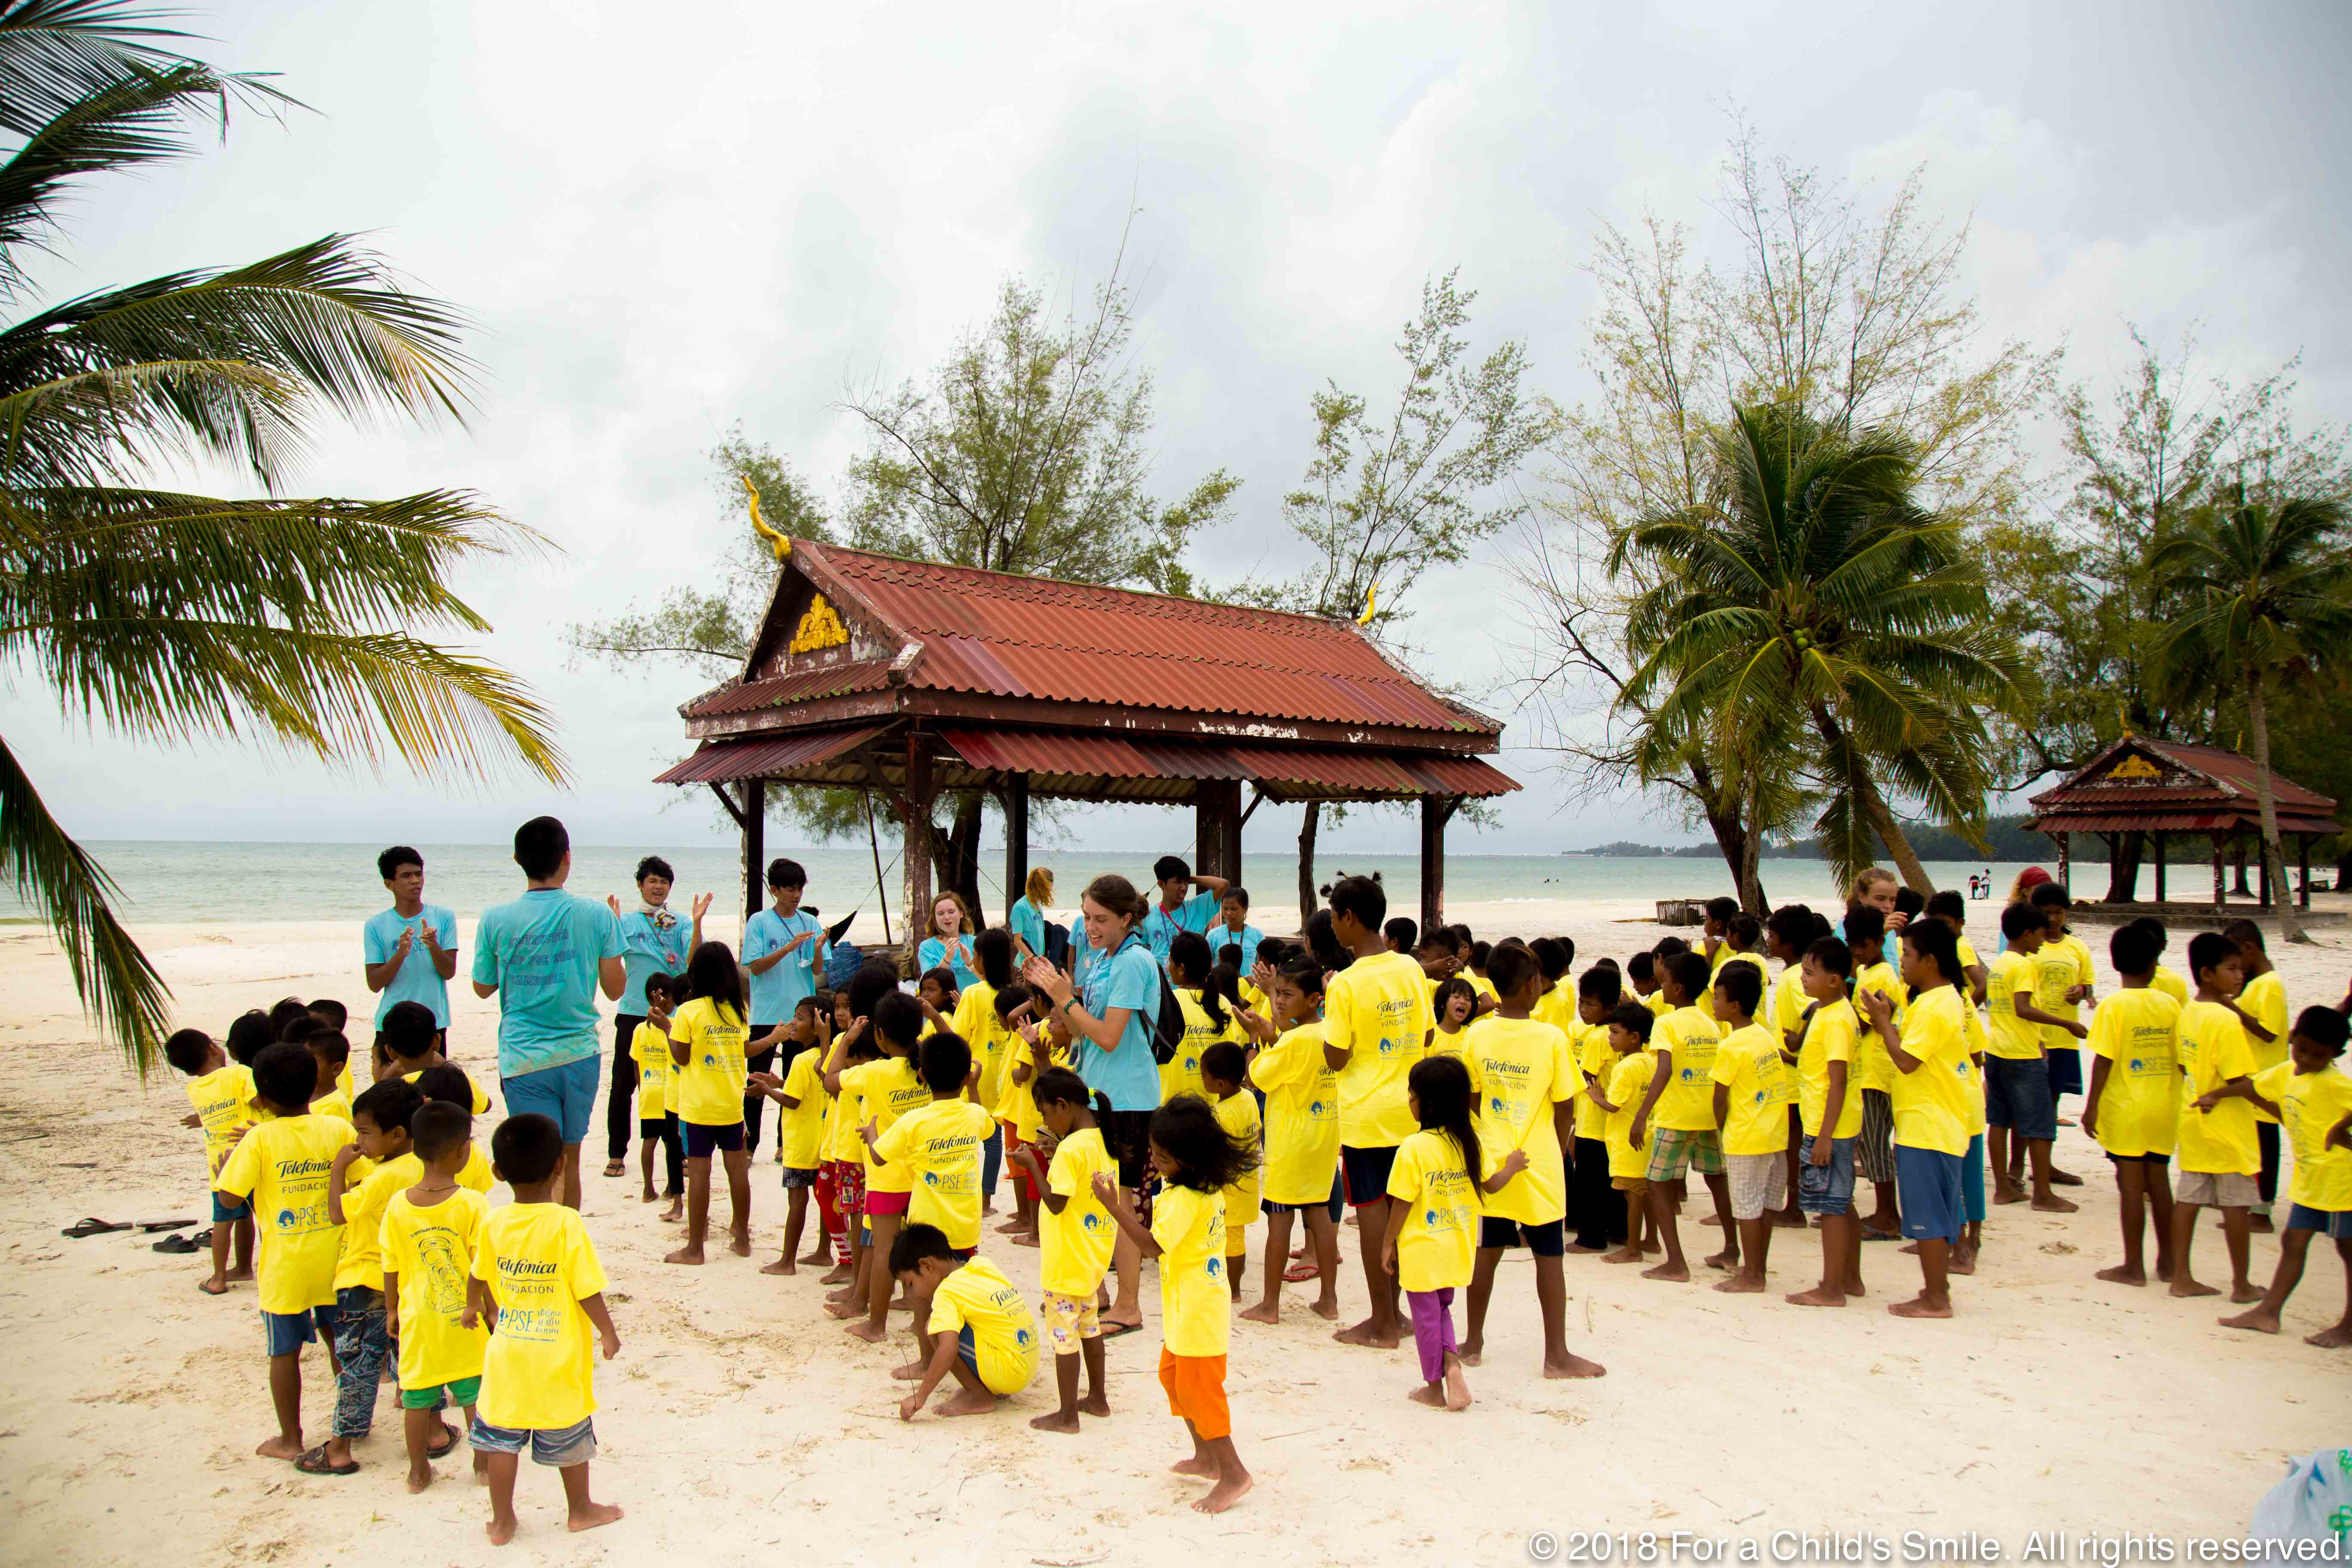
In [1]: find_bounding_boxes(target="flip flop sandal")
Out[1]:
[602,1162,626,1178]
[141,1220,197,1233]
[1284,1259,1321,1282]
[426,1421,461,1460]
[61,1217,132,1238]
[1096,1320,1143,1340]
[295,1446,358,1476]
[152,1233,202,1254]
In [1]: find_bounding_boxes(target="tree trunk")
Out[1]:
[2231,845,2252,897]
[925,790,989,932]
[2103,831,2145,904]
[1810,704,1936,895]
[1297,801,1320,932]
[2245,669,2309,943]
[1687,756,1765,914]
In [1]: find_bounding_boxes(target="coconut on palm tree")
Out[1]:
[2152,492,2352,944]
[1611,401,2018,894]
[1,2,564,1070]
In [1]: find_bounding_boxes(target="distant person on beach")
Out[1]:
[364,846,457,1062]
[1142,856,1230,974]
[1212,887,1263,977]
[918,891,979,992]
[602,855,704,1179]
[1008,867,1053,963]
[742,858,824,1154]
[469,817,626,1210]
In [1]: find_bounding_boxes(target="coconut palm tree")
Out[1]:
[1611,401,2018,893]
[2153,493,2352,944]
[1,2,564,1070]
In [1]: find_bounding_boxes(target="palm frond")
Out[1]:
[0,729,170,1071]
[0,357,306,493]
[0,0,202,134]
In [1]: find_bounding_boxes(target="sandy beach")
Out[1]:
[5,901,2350,1567]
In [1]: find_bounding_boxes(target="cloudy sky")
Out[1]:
[9,0,2349,857]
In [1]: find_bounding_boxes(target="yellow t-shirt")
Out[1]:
[2265,1061,2352,1211]
[629,1020,672,1117]
[2176,998,2259,1176]
[1772,965,1809,1045]
[1150,1184,1229,1358]
[1650,1005,1724,1131]
[1038,1125,1117,1296]
[842,1057,929,1189]
[1533,980,1577,1035]
[1161,988,1218,1103]
[335,1151,419,1292]
[775,1047,830,1171]
[2086,987,2182,1158]
[952,981,1011,1109]
[1886,986,1973,1157]
[1853,962,1908,1092]
[1642,989,1672,1020]
[1464,1014,1581,1225]
[309,1088,352,1124]
[1709,1021,1794,1155]
[1984,950,2043,1060]
[926,1257,1038,1393]
[1796,998,1865,1140]
[185,1063,254,1179]
[1212,1090,1262,1235]
[875,1098,993,1249]
[1703,951,1769,1023]
[2150,965,2190,1007]
[1424,1026,1469,1065]
[1249,1023,1340,1206]
[1324,951,1435,1149]
[1384,1128,1478,1292]
[215,1113,348,1314]
[2239,971,2290,1074]
[472,1203,608,1431]
[2034,936,2090,1048]
[671,997,749,1127]
[1469,973,1499,1008]
[399,1068,493,1116]
[1606,1052,1657,1179]
[379,1187,490,1391]
[337,1060,355,1103]
[1571,1021,1615,1141]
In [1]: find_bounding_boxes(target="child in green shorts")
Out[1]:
[380,1102,493,1491]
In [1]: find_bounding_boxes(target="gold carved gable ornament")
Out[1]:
[2104,753,2163,781]
[788,594,849,654]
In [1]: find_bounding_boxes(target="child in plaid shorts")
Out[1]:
[1627,951,1736,1283]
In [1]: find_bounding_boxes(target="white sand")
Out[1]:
[4,905,2350,1565]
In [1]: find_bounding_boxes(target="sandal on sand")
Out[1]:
[61,1217,132,1238]
[152,1233,202,1254]
[141,1219,197,1233]
[426,1421,461,1459]
[1097,1320,1143,1340]
[1284,1259,1320,1282]
[295,1446,358,1476]
[603,1161,626,1178]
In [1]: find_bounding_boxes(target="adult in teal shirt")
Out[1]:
[1007,866,1053,962]
[1204,885,1265,974]
[602,853,705,1179]
[1139,854,1228,971]
[742,856,826,1151]
[362,845,459,1042]
[916,890,980,991]
[470,816,625,1209]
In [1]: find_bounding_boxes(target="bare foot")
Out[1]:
[2170,1278,2221,1299]
[1012,1232,1039,1248]
[2304,1323,2352,1348]
[2249,1213,2275,1234]
[891,1360,926,1381]
[1442,1356,1472,1410]
[2220,1306,2281,1334]
[1544,1353,1607,1380]
[1239,1300,1278,1325]
[2156,1261,2176,1283]
[1698,1213,1723,1226]
[1641,1261,1691,1282]
[2231,1281,2264,1304]
[1079,1392,1111,1416]
[2048,1168,2082,1186]
[819,1266,852,1286]
[1899,1242,1920,1256]
[1408,1383,1448,1408]
[1171,1453,1219,1478]
[1887,1295,1953,1319]
[1840,1277,1867,1298]
[730,1232,753,1257]
[2095,1265,2147,1286]
[1196,1472,1252,1514]
[640,1189,658,1204]
[1031,1409,1081,1433]
[486,1513,518,1546]
[255,1434,305,1461]
[1602,1247,1643,1265]
[1785,1285,1846,1307]
[199,1277,230,1295]
[406,1467,433,1494]
[1701,1249,1738,1271]
[664,1246,705,1265]
[2031,1194,2079,1213]
[567,1502,624,1533]
[1333,1320,1401,1349]
[845,1320,888,1343]
[760,1259,796,1276]
[1770,1209,1806,1228]
[1309,1296,1340,1321]
[659,1207,683,1224]
[937,1387,996,1417]
[799,1249,830,1265]
[1714,1274,1766,1294]
[1949,1253,1977,1277]
[1458,1346,1483,1367]
[1992,1185,2025,1206]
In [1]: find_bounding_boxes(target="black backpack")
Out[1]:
[1148,967,1187,1065]
[1043,919,1072,970]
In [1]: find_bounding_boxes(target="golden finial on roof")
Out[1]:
[744,474,791,562]
[2118,702,2131,738]
[1358,581,1378,625]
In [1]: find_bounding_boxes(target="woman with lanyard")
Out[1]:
[1022,873,1161,1335]
[917,891,980,992]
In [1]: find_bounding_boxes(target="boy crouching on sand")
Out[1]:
[891,1222,1040,1419]
[467,1114,622,1545]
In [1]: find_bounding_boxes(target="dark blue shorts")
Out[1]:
[504,1053,600,1144]
[262,1302,342,1358]
[1477,1217,1565,1258]
[2287,1204,2352,1240]
[683,1119,746,1158]
[1984,1055,2056,1140]
[1896,1145,1964,1244]
[1796,1134,1856,1216]
[211,1190,251,1224]
[1341,1144,1399,1207]
[2043,1045,2082,1098]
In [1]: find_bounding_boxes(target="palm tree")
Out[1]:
[2153,493,2352,944]
[2,3,565,1070]
[1611,402,2018,894]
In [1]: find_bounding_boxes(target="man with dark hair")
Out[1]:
[1211,887,1263,980]
[1142,854,1229,973]
[743,856,825,1154]
[602,854,705,1180]
[470,817,626,1210]
[364,845,457,1059]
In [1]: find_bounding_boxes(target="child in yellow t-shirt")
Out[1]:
[306,1030,355,1123]
[1094,1096,1256,1516]
[1426,977,1477,1062]
[1787,938,1865,1307]
[381,1101,492,1491]
[2223,1008,2352,1343]
[2080,923,2179,1286]
[629,972,683,1210]
[1568,967,1626,1253]
[1587,1003,1658,1264]
[666,945,757,1268]
[836,991,932,1344]
[1381,1055,1525,1413]
[952,931,1017,1217]
[1708,962,1792,1295]
[312,1078,426,1475]
[2171,932,2263,1302]
[991,988,1049,1245]
[167,1026,257,1294]
[2223,919,2291,1222]
[1007,1064,1116,1433]
[746,992,833,1277]
[214,1042,351,1461]
[871,1035,994,1271]
[1200,1042,1262,1296]
[889,1225,1039,1420]
[1240,960,1340,1325]
[470,1113,622,1545]
[820,1001,882,1291]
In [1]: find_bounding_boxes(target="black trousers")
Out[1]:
[1571,1136,1626,1248]
[608,1014,644,1162]
[2258,1120,2281,1206]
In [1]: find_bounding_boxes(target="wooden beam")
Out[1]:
[1005,772,1030,922]
[1238,783,1269,829]
[1420,793,1456,940]
[2153,832,2166,906]
[741,779,766,923]
[2298,833,2311,910]
[1194,778,1243,883]
[2055,832,2070,899]
[707,781,745,828]
[2213,836,2226,912]
[2260,842,2272,910]
[900,733,934,975]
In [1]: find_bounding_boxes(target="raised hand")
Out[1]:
[692,891,714,922]
[606,893,623,916]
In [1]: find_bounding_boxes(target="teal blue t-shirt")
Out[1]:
[1204,922,1266,971]
[617,907,693,1015]
[470,889,626,1077]
[362,903,459,1027]
[744,907,825,1023]
[1077,936,1163,1113]
[1141,891,1219,971]
[1008,897,1048,961]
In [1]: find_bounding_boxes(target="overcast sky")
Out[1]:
[8,0,2349,856]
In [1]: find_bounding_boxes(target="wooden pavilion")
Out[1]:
[653,540,1518,956]
[2021,735,2341,910]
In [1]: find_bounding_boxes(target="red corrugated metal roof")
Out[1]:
[796,542,1489,735]
[937,728,1518,797]
[685,659,892,718]
[2141,738,2336,812]
[654,725,887,784]
[2030,736,2338,816]
[2025,811,2341,836]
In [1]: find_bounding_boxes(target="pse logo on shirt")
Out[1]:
[922,1171,940,1186]
[1488,1095,1508,1116]
[1081,1213,1104,1232]
[1205,1256,1223,1278]
[1014,1326,1033,1349]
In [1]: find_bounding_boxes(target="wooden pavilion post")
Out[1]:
[1420,794,1459,940]
[1004,772,1030,922]
[2152,832,2167,906]
[1194,778,1242,884]
[2212,836,2226,912]
[2298,833,2311,910]
[2055,832,2070,897]
[900,735,934,974]
[2260,844,2272,910]
[741,778,766,922]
